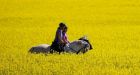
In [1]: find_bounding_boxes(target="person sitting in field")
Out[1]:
[50,23,67,53]
[62,26,70,44]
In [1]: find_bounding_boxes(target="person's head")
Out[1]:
[63,26,68,33]
[59,23,66,30]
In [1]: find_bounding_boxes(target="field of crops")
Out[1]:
[0,0,140,75]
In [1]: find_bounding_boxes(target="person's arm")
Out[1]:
[63,37,68,44]
[64,34,70,43]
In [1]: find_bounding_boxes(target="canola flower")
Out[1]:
[0,0,140,75]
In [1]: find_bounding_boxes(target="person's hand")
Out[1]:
[60,40,64,44]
